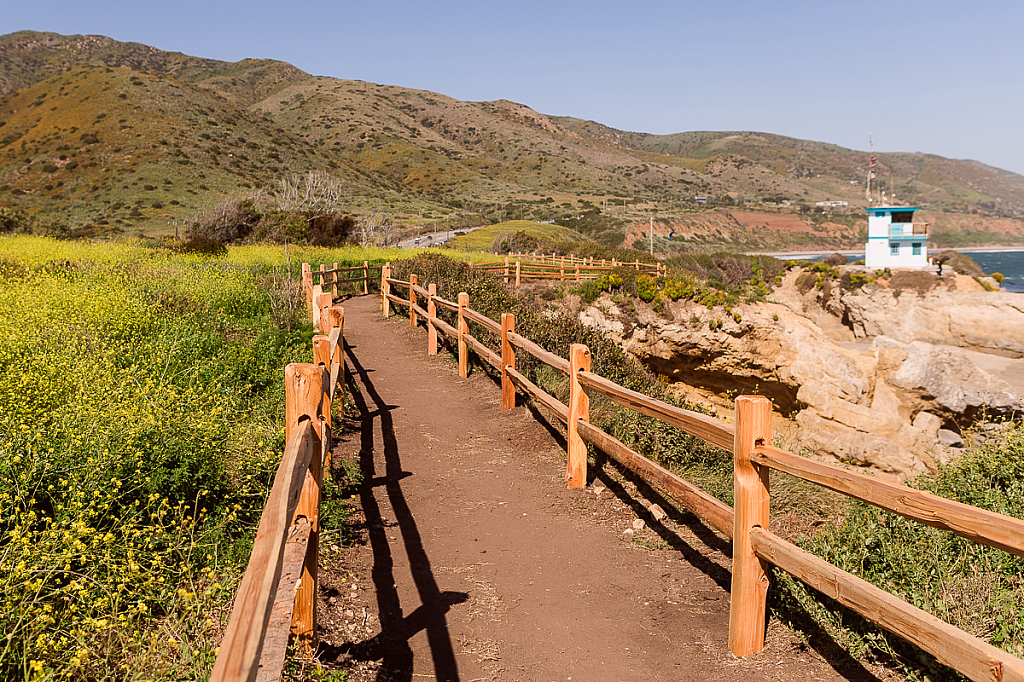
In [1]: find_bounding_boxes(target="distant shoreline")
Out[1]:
[748,246,1024,259]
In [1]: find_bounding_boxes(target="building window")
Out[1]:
[912,242,922,255]
[890,242,900,256]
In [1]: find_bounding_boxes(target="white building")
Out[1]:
[864,206,929,269]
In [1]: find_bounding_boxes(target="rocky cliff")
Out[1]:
[579,269,1024,479]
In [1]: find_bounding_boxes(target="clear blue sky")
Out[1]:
[6,0,1024,174]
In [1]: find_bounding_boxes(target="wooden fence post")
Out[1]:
[284,363,327,655]
[302,263,313,319]
[504,255,510,284]
[729,395,773,656]
[382,262,391,318]
[363,261,369,295]
[575,262,580,282]
[427,283,438,356]
[313,336,332,430]
[515,261,521,287]
[329,305,345,413]
[409,274,418,327]
[560,257,565,280]
[319,263,326,288]
[316,292,332,335]
[501,313,515,411]
[567,344,590,488]
[458,292,469,379]
[310,285,324,327]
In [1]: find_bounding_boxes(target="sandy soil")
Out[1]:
[310,295,887,682]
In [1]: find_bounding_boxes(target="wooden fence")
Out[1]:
[470,254,664,285]
[302,260,381,302]
[381,263,1024,682]
[210,274,348,681]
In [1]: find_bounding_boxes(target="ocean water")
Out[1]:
[799,249,1024,293]
[967,250,1024,293]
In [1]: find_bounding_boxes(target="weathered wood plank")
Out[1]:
[501,314,516,411]
[575,421,734,538]
[729,396,772,656]
[506,331,570,375]
[410,302,429,319]
[576,371,735,451]
[254,518,311,682]
[427,283,438,356]
[458,292,469,378]
[505,367,569,422]
[750,527,1024,682]
[462,332,501,370]
[461,307,501,336]
[431,295,459,310]
[286,367,326,655]
[329,362,342,402]
[408,275,418,327]
[431,315,458,340]
[385,277,410,287]
[210,422,316,682]
[566,345,590,488]
[411,283,430,299]
[385,293,409,307]
[753,444,1024,558]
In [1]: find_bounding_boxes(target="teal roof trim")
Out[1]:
[865,206,920,214]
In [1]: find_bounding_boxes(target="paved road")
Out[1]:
[396,226,483,249]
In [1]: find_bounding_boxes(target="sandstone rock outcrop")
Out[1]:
[841,286,1024,357]
[579,280,1024,479]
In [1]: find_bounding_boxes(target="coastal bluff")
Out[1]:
[580,268,1024,479]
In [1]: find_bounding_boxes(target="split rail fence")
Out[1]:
[380,262,1024,682]
[470,253,664,285]
[210,270,351,682]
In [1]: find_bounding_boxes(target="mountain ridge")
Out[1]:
[2,30,1024,249]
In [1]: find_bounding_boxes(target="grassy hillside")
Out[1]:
[4,30,1024,250]
[0,30,308,105]
[0,65,393,235]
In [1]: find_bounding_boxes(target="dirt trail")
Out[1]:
[318,294,878,682]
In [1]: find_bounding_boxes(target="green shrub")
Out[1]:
[0,207,29,234]
[576,273,622,304]
[793,422,1024,676]
[992,272,1005,284]
[177,236,228,256]
[636,274,658,302]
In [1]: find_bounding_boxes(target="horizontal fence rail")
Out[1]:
[469,254,664,286]
[378,260,1024,682]
[211,267,352,682]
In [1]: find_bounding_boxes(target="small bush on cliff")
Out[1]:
[935,250,985,277]
[575,273,622,304]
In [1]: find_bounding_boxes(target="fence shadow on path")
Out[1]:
[445,345,882,682]
[321,339,467,682]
